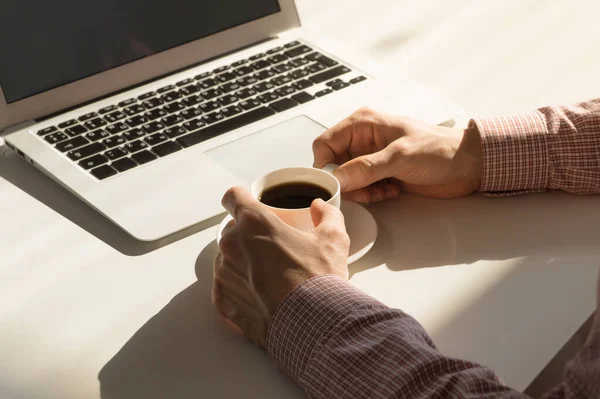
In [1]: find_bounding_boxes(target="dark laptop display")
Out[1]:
[0,0,280,103]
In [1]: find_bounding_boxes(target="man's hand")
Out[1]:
[313,107,483,202]
[212,187,350,348]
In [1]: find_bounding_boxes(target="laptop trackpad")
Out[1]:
[206,116,327,183]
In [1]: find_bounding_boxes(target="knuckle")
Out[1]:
[356,157,377,177]
[218,231,238,255]
[356,106,376,117]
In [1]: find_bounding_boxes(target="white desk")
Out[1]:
[2,1,600,398]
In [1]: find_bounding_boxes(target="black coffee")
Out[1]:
[259,182,332,209]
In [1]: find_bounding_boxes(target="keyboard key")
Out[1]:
[292,91,315,104]
[161,91,182,103]
[257,92,279,103]
[289,58,309,68]
[270,98,299,113]
[86,129,111,142]
[68,142,105,161]
[142,122,165,134]
[284,41,300,48]
[179,84,201,96]
[64,124,88,137]
[305,52,338,67]
[293,79,314,90]
[182,95,203,108]
[331,81,350,90]
[105,147,128,161]
[213,65,230,74]
[238,75,259,86]
[249,52,266,61]
[45,132,69,144]
[201,88,222,100]
[144,133,168,146]
[138,92,156,100]
[104,111,127,123]
[142,97,163,109]
[84,118,107,130]
[144,108,167,121]
[163,101,186,114]
[157,85,175,94]
[274,85,296,97]
[124,104,145,116]
[256,69,276,81]
[131,150,157,165]
[123,128,145,141]
[99,105,118,114]
[267,54,288,65]
[221,106,242,118]
[37,126,57,136]
[112,157,138,172]
[183,118,207,131]
[58,119,78,129]
[306,63,327,74]
[290,69,309,80]
[199,101,220,113]
[272,63,293,74]
[195,71,211,80]
[124,140,149,154]
[218,94,239,106]
[239,99,261,110]
[236,88,258,99]
[222,82,241,93]
[176,78,194,87]
[118,98,137,107]
[216,72,237,83]
[310,65,351,84]
[56,136,89,152]
[106,123,129,135]
[350,76,367,84]
[153,141,183,157]
[232,59,248,67]
[233,66,254,77]
[125,115,148,127]
[103,135,127,148]
[178,107,276,148]
[326,79,344,87]
[162,114,184,126]
[164,126,188,138]
[181,108,202,120]
[315,88,333,97]
[198,78,218,89]
[285,45,312,58]
[272,75,293,86]
[267,46,283,55]
[91,165,117,180]
[78,112,98,122]
[250,60,270,71]
[201,112,225,125]
[79,154,108,170]
[254,82,275,92]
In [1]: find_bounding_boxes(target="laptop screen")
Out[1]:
[0,0,281,104]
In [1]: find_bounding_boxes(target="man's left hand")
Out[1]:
[213,187,350,347]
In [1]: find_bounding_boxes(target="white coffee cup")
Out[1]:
[250,164,341,231]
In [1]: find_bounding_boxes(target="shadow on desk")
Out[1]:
[0,147,221,256]
[98,240,304,399]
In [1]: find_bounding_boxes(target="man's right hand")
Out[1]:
[312,107,483,202]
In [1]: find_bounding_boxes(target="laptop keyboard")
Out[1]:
[35,41,368,180]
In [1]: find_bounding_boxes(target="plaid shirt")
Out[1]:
[267,99,600,398]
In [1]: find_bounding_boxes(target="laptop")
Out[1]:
[0,0,461,241]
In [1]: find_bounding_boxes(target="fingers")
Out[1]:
[333,147,394,192]
[221,186,264,221]
[310,198,346,231]
[312,117,354,169]
[342,181,401,204]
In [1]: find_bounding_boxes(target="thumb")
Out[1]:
[310,198,345,231]
[333,148,393,192]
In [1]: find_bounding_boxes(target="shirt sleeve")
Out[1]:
[470,98,600,195]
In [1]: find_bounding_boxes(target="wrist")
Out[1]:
[461,125,483,192]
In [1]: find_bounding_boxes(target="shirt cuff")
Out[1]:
[266,275,387,384]
[469,111,549,194]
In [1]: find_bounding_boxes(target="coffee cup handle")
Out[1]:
[321,163,339,175]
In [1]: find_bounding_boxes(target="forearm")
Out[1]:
[471,98,600,195]
[267,276,525,399]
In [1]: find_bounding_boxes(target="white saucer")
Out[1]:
[216,200,378,265]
